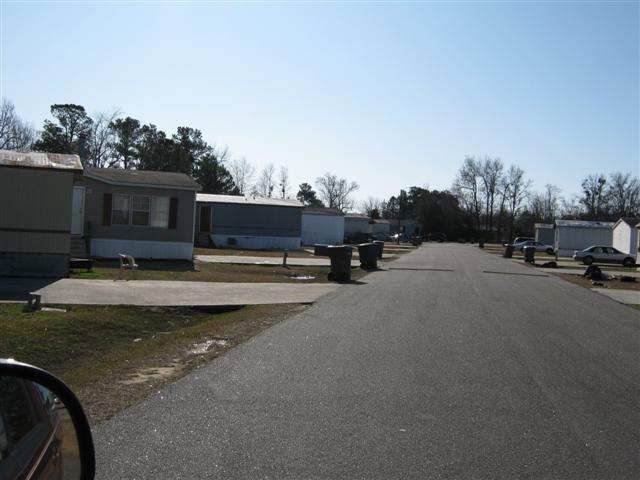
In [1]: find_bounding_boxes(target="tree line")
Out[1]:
[2,99,636,230]
[0,99,362,208]
[366,156,639,241]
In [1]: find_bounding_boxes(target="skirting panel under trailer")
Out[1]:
[209,234,301,250]
[0,252,69,278]
[90,239,193,260]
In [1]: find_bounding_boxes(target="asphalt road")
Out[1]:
[93,244,640,479]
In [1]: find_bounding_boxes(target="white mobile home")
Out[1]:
[554,220,614,257]
[301,208,344,246]
[534,223,554,245]
[612,217,640,256]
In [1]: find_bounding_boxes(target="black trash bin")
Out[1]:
[503,245,515,258]
[327,245,353,282]
[523,245,535,263]
[479,240,485,249]
[372,240,384,259]
[357,243,378,270]
[314,244,330,256]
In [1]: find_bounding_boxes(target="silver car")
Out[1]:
[514,240,554,255]
[572,245,636,267]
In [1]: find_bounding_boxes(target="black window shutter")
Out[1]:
[169,197,178,229]
[103,193,112,226]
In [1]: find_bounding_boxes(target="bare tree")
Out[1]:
[529,184,562,223]
[361,197,381,218]
[503,165,531,239]
[580,174,609,219]
[479,157,504,236]
[560,194,583,219]
[253,163,276,197]
[607,172,640,217]
[229,157,255,195]
[452,156,482,232]
[86,109,119,167]
[0,99,35,150]
[315,173,359,212]
[278,166,290,199]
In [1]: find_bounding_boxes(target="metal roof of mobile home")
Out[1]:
[197,193,303,208]
[0,149,83,171]
[303,207,344,216]
[554,219,614,229]
[85,166,200,190]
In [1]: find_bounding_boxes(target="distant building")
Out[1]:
[344,213,372,237]
[0,150,83,277]
[80,167,200,260]
[534,223,554,245]
[301,207,344,246]
[196,194,303,250]
[612,217,640,256]
[390,219,422,239]
[371,218,392,239]
[554,220,615,257]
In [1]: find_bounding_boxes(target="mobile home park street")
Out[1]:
[94,244,640,479]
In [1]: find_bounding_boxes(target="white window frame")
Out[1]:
[112,194,131,226]
[111,194,170,228]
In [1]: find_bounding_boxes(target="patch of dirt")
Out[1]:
[76,304,309,424]
[553,273,640,291]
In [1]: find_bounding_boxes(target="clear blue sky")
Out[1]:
[1,1,638,204]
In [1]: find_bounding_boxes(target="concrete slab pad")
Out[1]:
[31,279,340,307]
[591,288,640,305]
[196,255,361,267]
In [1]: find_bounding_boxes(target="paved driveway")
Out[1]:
[94,244,640,479]
[32,279,339,306]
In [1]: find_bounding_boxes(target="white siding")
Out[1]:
[613,222,637,256]
[209,234,301,250]
[91,238,193,259]
[554,227,614,257]
[301,214,345,245]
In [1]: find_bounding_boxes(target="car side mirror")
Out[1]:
[0,359,95,480]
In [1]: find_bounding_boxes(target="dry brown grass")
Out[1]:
[71,259,368,284]
[0,303,304,423]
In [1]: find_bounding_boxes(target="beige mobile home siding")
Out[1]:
[0,167,74,276]
[82,177,195,244]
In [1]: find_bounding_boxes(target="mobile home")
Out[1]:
[612,217,640,256]
[0,150,83,277]
[534,223,554,245]
[80,167,200,259]
[196,194,303,250]
[301,207,345,246]
[554,220,614,257]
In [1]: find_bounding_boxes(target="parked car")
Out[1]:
[513,240,554,255]
[572,245,636,267]
[512,237,534,245]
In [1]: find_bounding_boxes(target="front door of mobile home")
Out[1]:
[200,205,211,232]
[71,186,85,236]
